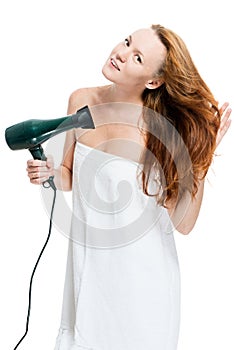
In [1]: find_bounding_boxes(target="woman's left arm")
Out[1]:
[168,103,232,234]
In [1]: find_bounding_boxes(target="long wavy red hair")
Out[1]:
[139,24,220,206]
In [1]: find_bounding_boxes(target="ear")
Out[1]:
[145,78,164,90]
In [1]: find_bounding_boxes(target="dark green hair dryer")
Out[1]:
[5,105,95,189]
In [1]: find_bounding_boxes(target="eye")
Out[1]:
[136,55,142,63]
[124,38,130,47]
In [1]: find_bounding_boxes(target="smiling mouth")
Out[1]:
[110,58,120,71]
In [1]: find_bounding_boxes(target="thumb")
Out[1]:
[46,154,54,169]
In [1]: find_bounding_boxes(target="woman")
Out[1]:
[27,25,231,349]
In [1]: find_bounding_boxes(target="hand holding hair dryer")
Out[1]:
[5,105,95,189]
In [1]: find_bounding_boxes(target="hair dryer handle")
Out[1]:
[29,144,47,161]
[29,145,56,191]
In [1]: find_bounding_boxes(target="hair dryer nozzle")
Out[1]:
[5,105,95,151]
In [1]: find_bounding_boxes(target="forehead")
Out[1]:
[131,28,166,58]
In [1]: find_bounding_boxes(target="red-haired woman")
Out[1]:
[27,24,231,350]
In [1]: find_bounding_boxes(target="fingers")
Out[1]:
[218,118,231,143]
[219,103,232,130]
[26,157,54,185]
[216,102,232,147]
[219,102,232,125]
[221,108,232,131]
[27,159,45,167]
[219,101,230,116]
[46,154,54,169]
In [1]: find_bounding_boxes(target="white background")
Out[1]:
[0,0,233,349]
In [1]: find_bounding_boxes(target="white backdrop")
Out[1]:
[0,1,233,349]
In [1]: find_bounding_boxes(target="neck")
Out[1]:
[105,84,144,105]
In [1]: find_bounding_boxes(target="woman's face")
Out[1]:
[102,28,166,90]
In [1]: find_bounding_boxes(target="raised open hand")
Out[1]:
[216,102,232,148]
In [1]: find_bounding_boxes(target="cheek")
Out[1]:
[125,63,151,82]
[143,62,156,77]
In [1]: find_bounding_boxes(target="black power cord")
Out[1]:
[13,181,57,350]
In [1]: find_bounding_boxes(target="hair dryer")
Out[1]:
[5,105,95,189]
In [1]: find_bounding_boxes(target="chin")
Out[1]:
[101,65,115,83]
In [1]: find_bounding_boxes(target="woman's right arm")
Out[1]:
[26,132,74,191]
[26,89,88,191]
[53,128,76,191]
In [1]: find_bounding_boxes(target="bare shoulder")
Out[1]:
[67,87,92,114]
[67,85,110,114]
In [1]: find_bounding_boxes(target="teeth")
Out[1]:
[111,58,119,70]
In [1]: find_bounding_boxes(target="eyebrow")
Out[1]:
[128,35,144,57]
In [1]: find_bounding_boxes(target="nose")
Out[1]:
[116,49,128,63]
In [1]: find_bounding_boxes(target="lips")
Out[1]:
[110,58,120,71]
